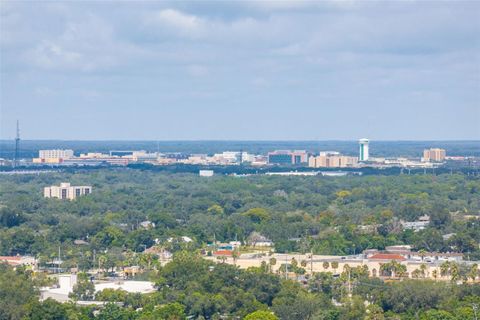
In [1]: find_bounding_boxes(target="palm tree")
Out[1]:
[300,260,307,268]
[232,250,240,267]
[469,263,478,282]
[418,249,427,262]
[412,269,421,279]
[291,257,298,268]
[331,261,339,274]
[440,261,450,278]
[269,257,277,273]
[450,263,460,282]
[419,263,428,278]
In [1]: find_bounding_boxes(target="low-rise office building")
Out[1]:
[33,149,74,164]
[268,150,308,165]
[308,153,358,168]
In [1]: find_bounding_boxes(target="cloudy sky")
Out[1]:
[1,1,479,140]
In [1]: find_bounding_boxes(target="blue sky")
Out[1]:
[1,1,479,140]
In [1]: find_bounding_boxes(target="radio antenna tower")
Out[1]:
[14,120,20,167]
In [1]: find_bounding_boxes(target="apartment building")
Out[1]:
[44,183,92,200]
[423,148,446,162]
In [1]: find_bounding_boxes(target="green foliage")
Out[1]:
[244,310,279,320]
[69,273,95,301]
[1,170,480,319]
[0,263,38,320]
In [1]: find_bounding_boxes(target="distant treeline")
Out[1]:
[1,163,479,176]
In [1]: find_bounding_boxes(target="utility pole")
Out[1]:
[14,120,20,168]
[347,268,352,298]
[310,250,313,275]
[285,253,288,280]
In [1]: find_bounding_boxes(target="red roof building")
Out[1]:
[213,250,233,256]
[368,253,406,261]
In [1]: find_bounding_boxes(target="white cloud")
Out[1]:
[145,9,207,38]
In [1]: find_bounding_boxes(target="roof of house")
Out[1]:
[368,253,406,261]
[213,250,233,256]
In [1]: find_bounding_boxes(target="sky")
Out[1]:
[1,1,479,140]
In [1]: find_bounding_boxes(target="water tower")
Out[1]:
[359,138,369,161]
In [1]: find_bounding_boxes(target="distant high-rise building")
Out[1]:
[44,183,92,200]
[423,148,446,162]
[359,139,369,161]
[268,150,308,165]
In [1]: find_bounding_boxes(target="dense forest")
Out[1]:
[1,170,479,260]
[1,169,480,319]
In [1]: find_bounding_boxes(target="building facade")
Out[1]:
[33,149,74,164]
[44,183,92,200]
[423,148,446,162]
[308,155,358,168]
[268,150,308,165]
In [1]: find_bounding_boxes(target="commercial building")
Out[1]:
[33,149,74,164]
[308,154,358,168]
[359,139,369,161]
[423,148,446,162]
[44,183,92,200]
[268,150,308,165]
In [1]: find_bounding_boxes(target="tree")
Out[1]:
[69,272,95,301]
[419,309,455,320]
[232,249,240,267]
[365,304,384,320]
[154,302,186,320]
[331,261,339,274]
[96,302,136,320]
[26,298,68,320]
[339,295,366,320]
[468,263,478,282]
[207,204,224,215]
[243,208,271,223]
[300,260,307,268]
[269,257,277,273]
[272,282,322,320]
[0,263,38,320]
[244,310,279,320]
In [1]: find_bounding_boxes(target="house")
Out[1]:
[139,220,155,229]
[143,246,172,260]
[401,215,430,232]
[213,250,233,256]
[167,236,193,243]
[247,232,274,247]
[0,255,37,268]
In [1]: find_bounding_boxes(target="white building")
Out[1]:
[39,149,74,159]
[44,183,92,200]
[199,170,214,177]
[33,149,74,164]
[359,139,369,161]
